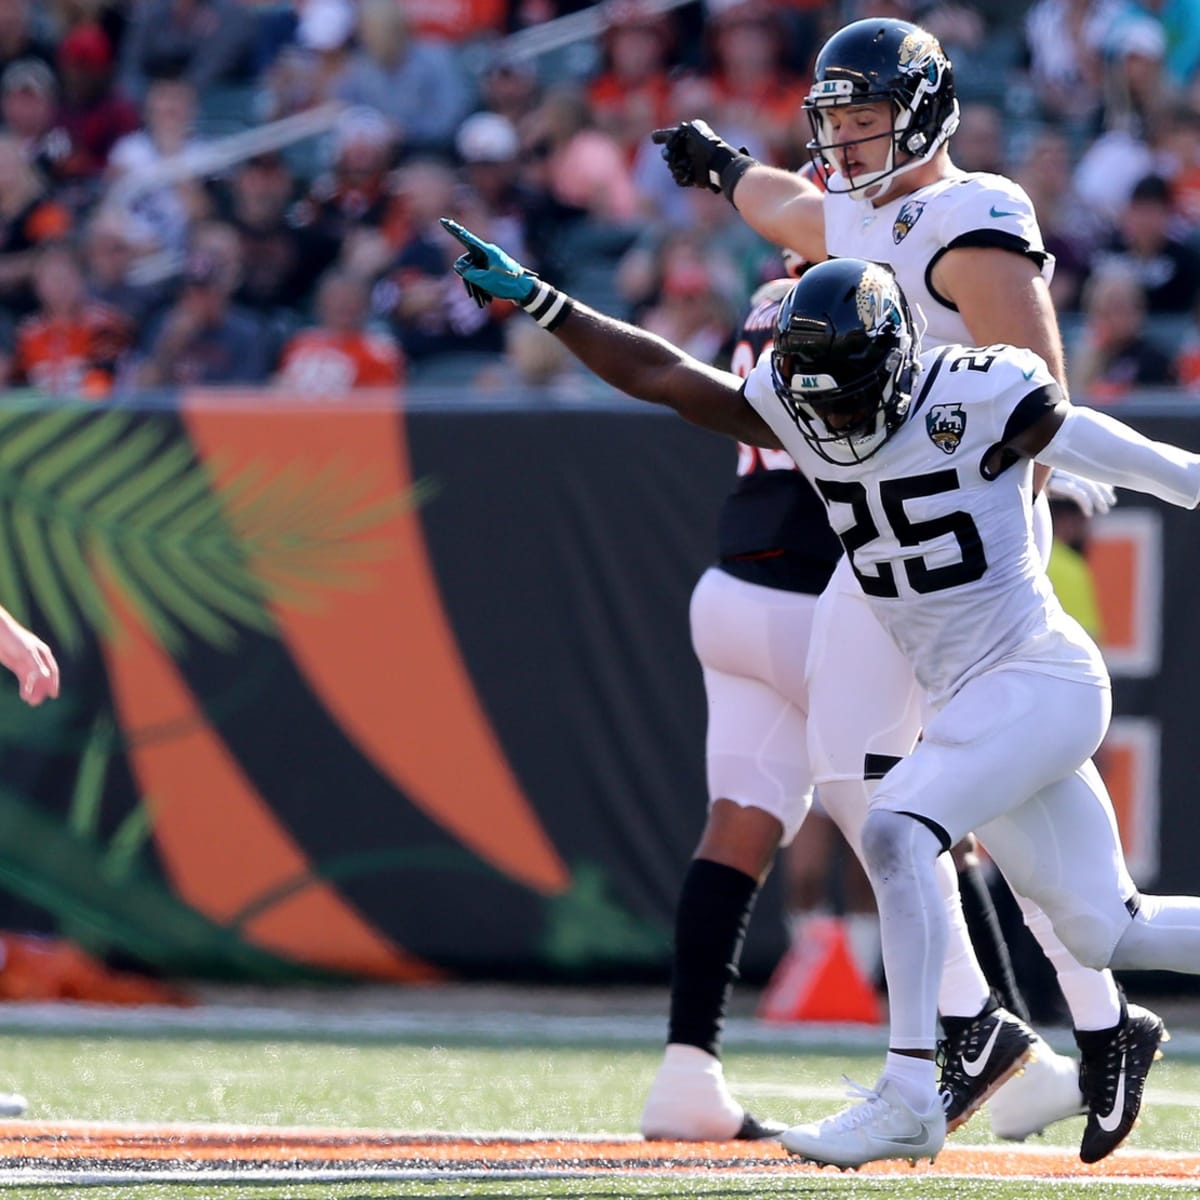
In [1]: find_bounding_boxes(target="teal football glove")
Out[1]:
[441,217,537,307]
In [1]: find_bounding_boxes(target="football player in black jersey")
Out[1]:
[640,257,846,1140]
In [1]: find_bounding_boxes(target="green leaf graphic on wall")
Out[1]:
[542,864,670,972]
[0,399,569,980]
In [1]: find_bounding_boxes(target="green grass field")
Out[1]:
[0,1001,1196,1200]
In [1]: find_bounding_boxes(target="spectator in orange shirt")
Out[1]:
[588,0,676,166]
[0,133,71,317]
[702,0,810,166]
[276,269,403,395]
[9,242,133,396]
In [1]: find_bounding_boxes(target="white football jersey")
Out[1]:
[743,342,1108,706]
[822,170,1053,350]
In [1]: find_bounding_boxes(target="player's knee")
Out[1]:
[861,809,915,876]
[862,808,947,881]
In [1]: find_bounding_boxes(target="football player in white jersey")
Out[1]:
[643,252,1029,1145]
[439,227,1200,1170]
[651,15,1149,1150]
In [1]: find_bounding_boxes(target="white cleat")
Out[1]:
[988,1036,1085,1141]
[640,1044,783,1141]
[0,1092,27,1117]
[779,1078,945,1169]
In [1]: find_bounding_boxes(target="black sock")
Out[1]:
[957,860,1030,1023]
[666,858,760,1057]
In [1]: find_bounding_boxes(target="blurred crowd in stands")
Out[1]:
[3,0,1200,400]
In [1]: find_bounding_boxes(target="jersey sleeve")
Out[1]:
[932,175,1054,283]
[970,345,1063,479]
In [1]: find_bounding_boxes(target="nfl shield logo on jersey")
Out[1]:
[893,199,926,244]
[926,403,966,453]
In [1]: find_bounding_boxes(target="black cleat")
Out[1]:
[1076,1001,1167,1163]
[937,997,1037,1131]
[734,1111,787,1140]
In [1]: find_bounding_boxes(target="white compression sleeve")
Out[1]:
[1038,406,1200,509]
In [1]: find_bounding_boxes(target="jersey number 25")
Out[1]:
[815,468,988,597]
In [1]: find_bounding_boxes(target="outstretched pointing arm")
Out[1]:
[440,218,782,448]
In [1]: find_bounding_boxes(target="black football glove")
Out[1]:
[650,119,757,203]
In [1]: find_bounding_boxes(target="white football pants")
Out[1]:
[690,567,817,845]
[806,553,1123,1028]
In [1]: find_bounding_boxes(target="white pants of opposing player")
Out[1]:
[692,566,976,1004]
[690,567,817,844]
[865,667,1144,1048]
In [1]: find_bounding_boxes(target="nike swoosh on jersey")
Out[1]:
[1096,1056,1127,1132]
[990,205,1018,218]
[961,1022,1004,1077]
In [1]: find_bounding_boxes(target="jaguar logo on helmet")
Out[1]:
[926,403,966,454]
[892,199,926,244]
[855,264,903,339]
[898,29,946,78]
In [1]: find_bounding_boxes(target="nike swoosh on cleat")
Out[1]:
[962,1022,1004,1077]
[1096,1056,1127,1133]
[872,1130,935,1147]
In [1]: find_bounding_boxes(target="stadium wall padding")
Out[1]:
[0,392,1190,983]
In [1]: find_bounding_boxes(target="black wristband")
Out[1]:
[520,281,574,331]
[718,153,756,206]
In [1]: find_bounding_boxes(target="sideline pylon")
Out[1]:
[757,915,882,1024]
